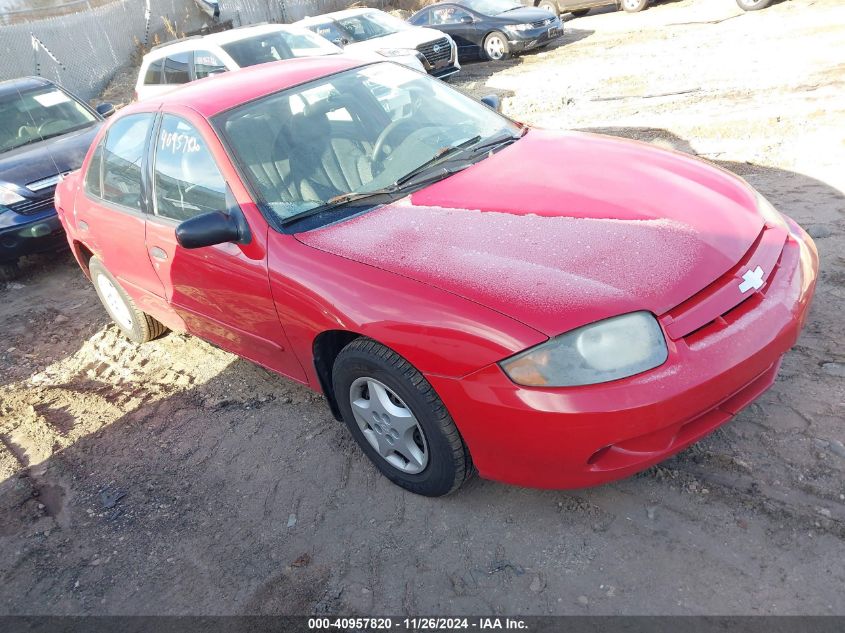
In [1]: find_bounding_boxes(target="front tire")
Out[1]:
[89,257,166,344]
[736,0,773,9]
[620,0,648,12]
[483,31,510,61]
[333,337,472,497]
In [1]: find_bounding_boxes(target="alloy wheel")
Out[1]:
[621,0,646,10]
[485,35,506,60]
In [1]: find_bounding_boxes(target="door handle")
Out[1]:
[149,246,168,261]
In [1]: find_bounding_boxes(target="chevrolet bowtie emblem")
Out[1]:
[739,266,765,293]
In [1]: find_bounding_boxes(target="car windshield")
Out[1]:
[333,11,411,42]
[0,85,97,153]
[221,28,340,67]
[215,62,520,222]
[461,0,523,15]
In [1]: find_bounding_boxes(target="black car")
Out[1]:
[0,77,112,278]
[408,0,563,61]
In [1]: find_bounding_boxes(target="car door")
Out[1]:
[421,5,483,56]
[74,111,168,316]
[144,108,306,382]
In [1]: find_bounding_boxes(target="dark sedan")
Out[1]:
[0,77,111,278]
[408,0,563,61]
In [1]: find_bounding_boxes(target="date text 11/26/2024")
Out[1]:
[307,617,528,630]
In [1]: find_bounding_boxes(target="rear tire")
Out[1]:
[620,0,648,12]
[333,337,473,497]
[538,0,559,15]
[736,0,773,9]
[483,31,510,61]
[89,257,166,344]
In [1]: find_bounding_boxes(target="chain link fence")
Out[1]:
[0,0,365,102]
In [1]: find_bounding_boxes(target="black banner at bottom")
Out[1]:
[1,616,844,633]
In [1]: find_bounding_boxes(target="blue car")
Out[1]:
[0,77,112,279]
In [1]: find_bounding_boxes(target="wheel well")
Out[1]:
[73,241,94,277]
[313,330,362,421]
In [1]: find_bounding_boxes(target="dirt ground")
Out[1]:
[2,0,844,616]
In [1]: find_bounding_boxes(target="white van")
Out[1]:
[134,23,343,101]
[296,9,460,80]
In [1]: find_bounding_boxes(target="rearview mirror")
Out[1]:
[95,102,115,118]
[480,94,501,112]
[175,209,251,249]
[460,15,473,24]
[332,37,349,47]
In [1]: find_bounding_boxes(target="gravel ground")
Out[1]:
[1,0,844,616]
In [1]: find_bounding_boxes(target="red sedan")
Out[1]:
[55,57,818,496]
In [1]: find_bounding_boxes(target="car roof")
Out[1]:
[0,76,54,98]
[143,23,318,59]
[297,8,379,25]
[127,55,368,118]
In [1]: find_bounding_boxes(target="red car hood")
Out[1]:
[297,129,764,337]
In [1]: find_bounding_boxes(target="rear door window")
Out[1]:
[193,50,227,79]
[100,113,154,210]
[163,52,191,84]
[144,59,164,85]
[152,114,226,222]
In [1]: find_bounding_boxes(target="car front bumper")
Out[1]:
[0,208,66,263]
[506,23,564,53]
[427,216,818,489]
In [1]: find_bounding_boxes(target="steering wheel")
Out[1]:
[17,125,33,138]
[38,121,66,137]
[373,118,419,164]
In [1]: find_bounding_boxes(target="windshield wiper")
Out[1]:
[282,187,402,225]
[468,129,526,156]
[282,164,472,227]
[393,135,481,188]
[282,134,519,227]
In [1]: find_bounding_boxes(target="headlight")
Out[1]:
[504,23,534,33]
[0,185,24,206]
[376,48,419,58]
[500,311,668,387]
[754,190,787,229]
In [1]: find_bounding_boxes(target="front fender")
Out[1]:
[267,231,547,388]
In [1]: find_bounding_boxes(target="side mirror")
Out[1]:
[480,94,501,112]
[460,14,473,24]
[95,102,116,118]
[175,210,251,249]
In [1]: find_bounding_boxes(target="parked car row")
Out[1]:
[297,9,462,78]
